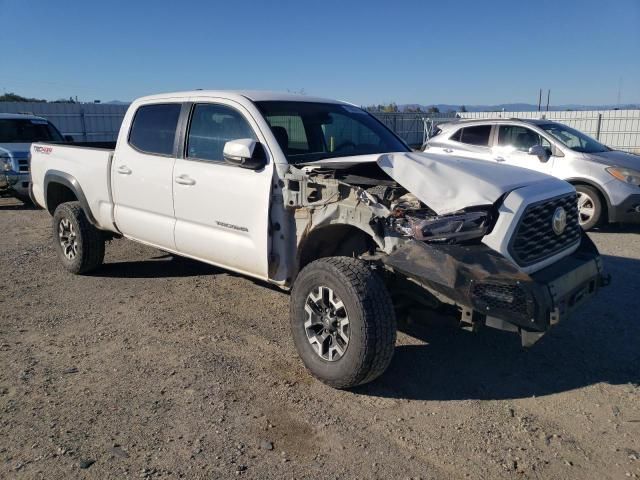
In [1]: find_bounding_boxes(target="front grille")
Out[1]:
[509,193,581,267]
[18,159,29,172]
[471,282,534,319]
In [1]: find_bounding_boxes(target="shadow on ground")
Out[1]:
[90,254,223,279]
[357,253,640,401]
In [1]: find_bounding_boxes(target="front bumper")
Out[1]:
[608,193,640,224]
[384,234,608,341]
[0,170,30,196]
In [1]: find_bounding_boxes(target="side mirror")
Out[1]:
[223,139,267,170]
[528,144,550,163]
[64,135,74,142]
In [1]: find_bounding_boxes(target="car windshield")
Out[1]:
[539,122,609,154]
[255,101,409,164]
[0,118,64,143]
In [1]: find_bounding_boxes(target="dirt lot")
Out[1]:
[0,197,639,480]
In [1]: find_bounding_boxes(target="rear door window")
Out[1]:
[128,103,181,155]
[451,125,492,147]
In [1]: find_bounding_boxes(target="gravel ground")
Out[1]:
[1,196,639,480]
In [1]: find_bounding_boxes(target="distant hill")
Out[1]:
[398,103,640,113]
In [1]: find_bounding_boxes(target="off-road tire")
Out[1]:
[575,185,604,231]
[290,257,397,389]
[52,202,105,274]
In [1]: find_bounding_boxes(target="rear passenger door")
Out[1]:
[445,124,494,161]
[172,101,273,279]
[492,124,555,175]
[112,102,181,249]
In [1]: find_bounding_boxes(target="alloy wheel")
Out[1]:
[304,286,350,361]
[58,218,78,260]
[577,191,595,226]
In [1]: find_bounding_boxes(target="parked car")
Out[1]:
[0,113,70,203]
[424,118,640,230]
[30,91,607,388]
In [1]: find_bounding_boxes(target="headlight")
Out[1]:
[606,166,640,186]
[393,210,491,243]
[0,154,12,172]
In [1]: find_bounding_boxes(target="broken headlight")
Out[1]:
[394,210,491,243]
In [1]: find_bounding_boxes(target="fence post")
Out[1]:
[595,113,602,141]
[80,108,88,142]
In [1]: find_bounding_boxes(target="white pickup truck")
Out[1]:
[30,91,608,388]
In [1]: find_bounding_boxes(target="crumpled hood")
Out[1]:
[584,149,640,169]
[0,143,32,159]
[303,151,567,215]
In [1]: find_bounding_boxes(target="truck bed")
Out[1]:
[30,142,118,232]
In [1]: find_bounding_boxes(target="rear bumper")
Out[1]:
[384,234,607,340]
[608,193,640,224]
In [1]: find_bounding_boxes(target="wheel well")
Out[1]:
[46,182,78,215]
[297,224,376,272]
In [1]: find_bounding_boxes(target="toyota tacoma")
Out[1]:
[30,91,608,388]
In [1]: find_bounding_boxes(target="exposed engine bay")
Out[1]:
[298,162,493,245]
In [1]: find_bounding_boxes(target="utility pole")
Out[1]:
[537,88,542,112]
[546,89,550,111]
[617,77,622,105]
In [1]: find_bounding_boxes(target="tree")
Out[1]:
[460,105,467,112]
[0,92,46,103]
[427,106,440,114]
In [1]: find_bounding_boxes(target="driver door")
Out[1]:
[491,124,555,175]
[172,101,273,279]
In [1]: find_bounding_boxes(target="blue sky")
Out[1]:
[1,0,639,105]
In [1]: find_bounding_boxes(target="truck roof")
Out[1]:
[135,90,349,105]
[0,112,48,121]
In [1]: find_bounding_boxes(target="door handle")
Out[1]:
[117,165,132,175]
[175,175,196,186]
[495,156,505,162]
[443,148,454,153]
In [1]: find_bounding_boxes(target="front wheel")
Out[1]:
[52,202,105,274]
[575,185,604,231]
[290,257,397,389]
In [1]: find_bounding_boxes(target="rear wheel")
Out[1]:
[290,257,396,389]
[575,185,604,231]
[52,202,105,274]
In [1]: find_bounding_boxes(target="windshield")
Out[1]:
[255,101,409,164]
[539,122,609,154]
[0,118,64,143]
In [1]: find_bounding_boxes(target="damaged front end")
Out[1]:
[383,234,608,346]
[281,155,608,347]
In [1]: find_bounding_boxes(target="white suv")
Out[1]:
[424,118,640,230]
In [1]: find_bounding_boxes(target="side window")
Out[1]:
[498,125,551,152]
[129,104,181,155]
[186,104,257,162]
[459,125,491,146]
[450,128,462,142]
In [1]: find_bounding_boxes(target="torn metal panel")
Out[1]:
[283,169,397,254]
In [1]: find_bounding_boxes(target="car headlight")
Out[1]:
[393,210,491,243]
[0,154,12,172]
[606,166,640,186]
